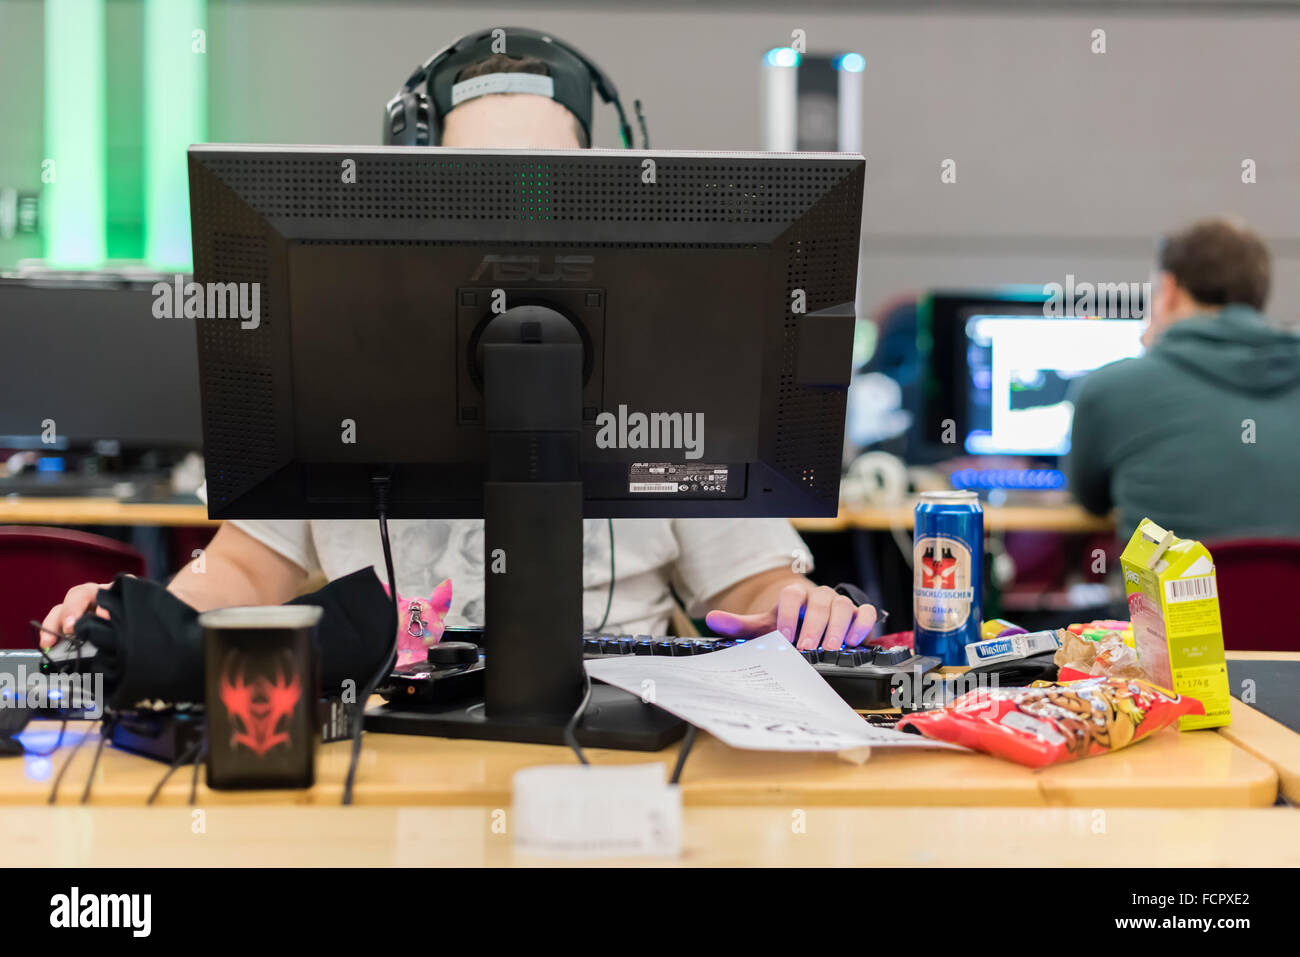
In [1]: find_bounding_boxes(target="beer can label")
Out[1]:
[913,535,976,632]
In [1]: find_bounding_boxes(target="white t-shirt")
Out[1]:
[220,509,810,636]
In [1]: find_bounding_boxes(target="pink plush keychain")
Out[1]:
[380,577,453,666]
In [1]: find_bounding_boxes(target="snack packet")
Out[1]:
[1090,634,1143,680]
[896,677,1204,768]
[1054,628,1098,674]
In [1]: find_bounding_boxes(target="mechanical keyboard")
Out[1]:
[580,634,941,710]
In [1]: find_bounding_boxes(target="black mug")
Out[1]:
[200,606,322,790]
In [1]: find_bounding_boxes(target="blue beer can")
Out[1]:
[913,490,984,665]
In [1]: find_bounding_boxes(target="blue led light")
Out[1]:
[835,53,866,73]
[764,48,800,68]
[949,468,1066,491]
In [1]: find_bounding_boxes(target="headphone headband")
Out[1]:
[384,26,641,149]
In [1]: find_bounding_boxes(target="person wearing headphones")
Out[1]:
[42,28,879,653]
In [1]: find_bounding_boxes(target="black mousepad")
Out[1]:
[1227,659,1300,734]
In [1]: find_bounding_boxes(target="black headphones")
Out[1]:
[383,26,646,149]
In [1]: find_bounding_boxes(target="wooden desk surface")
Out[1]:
[2,805,1296,867]
[1,497,1113,534]
[11,704,1278,809]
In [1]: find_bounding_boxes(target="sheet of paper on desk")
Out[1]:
[584,631,964,753]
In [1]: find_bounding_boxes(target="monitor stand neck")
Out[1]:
[481,318,585,722]
[362,308,687,751]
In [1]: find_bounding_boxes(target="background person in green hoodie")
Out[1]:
[1068,218,1300,542]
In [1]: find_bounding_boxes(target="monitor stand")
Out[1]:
[364,304,687,751]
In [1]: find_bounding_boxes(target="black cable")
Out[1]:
[670,725,698,785]
[189,731,206,805]
[147,736,202,806]
[47,726,89,805]
[563,666,593,766]
[342,475,400,805]
[567,519,616,766]
[79,717,114,805]
[595,518,615,633]
[634,99,650,149]
[24,621,81,758]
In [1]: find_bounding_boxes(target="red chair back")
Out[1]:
[1204,538,1300,652]
[0,526,147,648]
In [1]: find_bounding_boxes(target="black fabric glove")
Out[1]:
[77,568,395,710]
[833,582,873,606]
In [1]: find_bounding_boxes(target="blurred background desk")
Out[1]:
[1,498,1110,534]
[793,503,1115,534]
[0,497,214,528]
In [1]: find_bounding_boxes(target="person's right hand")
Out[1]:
[39,582,112,648]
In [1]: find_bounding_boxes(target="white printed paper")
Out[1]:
[513,763,682,859]
[584,632,963,753]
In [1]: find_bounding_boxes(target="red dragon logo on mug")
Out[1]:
[218,652,302,757]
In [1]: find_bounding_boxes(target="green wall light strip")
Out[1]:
[43,0,107,268]
[144,0,207,272]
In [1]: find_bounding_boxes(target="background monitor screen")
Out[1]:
[964,315,1143,456]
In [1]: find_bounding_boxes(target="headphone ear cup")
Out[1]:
[383,91,429,146]
[416,94,433,146]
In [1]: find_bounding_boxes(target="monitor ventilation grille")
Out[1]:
[775,172,862,505]
[195,155,852,224]
[191,166,279,507]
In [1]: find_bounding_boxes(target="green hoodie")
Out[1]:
[1067,305,1300,542]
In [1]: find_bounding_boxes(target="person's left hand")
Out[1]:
[705,583,878,652]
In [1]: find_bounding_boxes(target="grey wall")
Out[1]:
[2,1,1297,321]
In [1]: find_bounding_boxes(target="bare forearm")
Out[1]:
[707,566,812,617]
[168,524,307,611]
[704,566,878,651]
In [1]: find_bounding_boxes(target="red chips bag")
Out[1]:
[896,677,1204,768]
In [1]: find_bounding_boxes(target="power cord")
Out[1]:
[567,518,616,765]
[341,474,400,805]
[79,714,116,805]
[670,725,698,784]
[47,726,90,805]
[563,668,593,766]
[189,730,206,805]
[26,621,82,758]
[595,518,615,632]
[147,736,202,805]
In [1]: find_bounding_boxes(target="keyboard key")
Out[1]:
[632,639,655,656]
[874,647,910,666]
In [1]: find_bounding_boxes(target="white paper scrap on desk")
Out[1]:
[513,763,681,859]
[584,632,964,753]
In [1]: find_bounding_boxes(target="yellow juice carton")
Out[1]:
[1120,518,1232,730]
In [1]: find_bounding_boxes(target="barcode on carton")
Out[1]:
[1164,575,1217,604]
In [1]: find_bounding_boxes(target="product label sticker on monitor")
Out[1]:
[964,316,1143,457]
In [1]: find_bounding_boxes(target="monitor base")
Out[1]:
[363,683,687,751]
